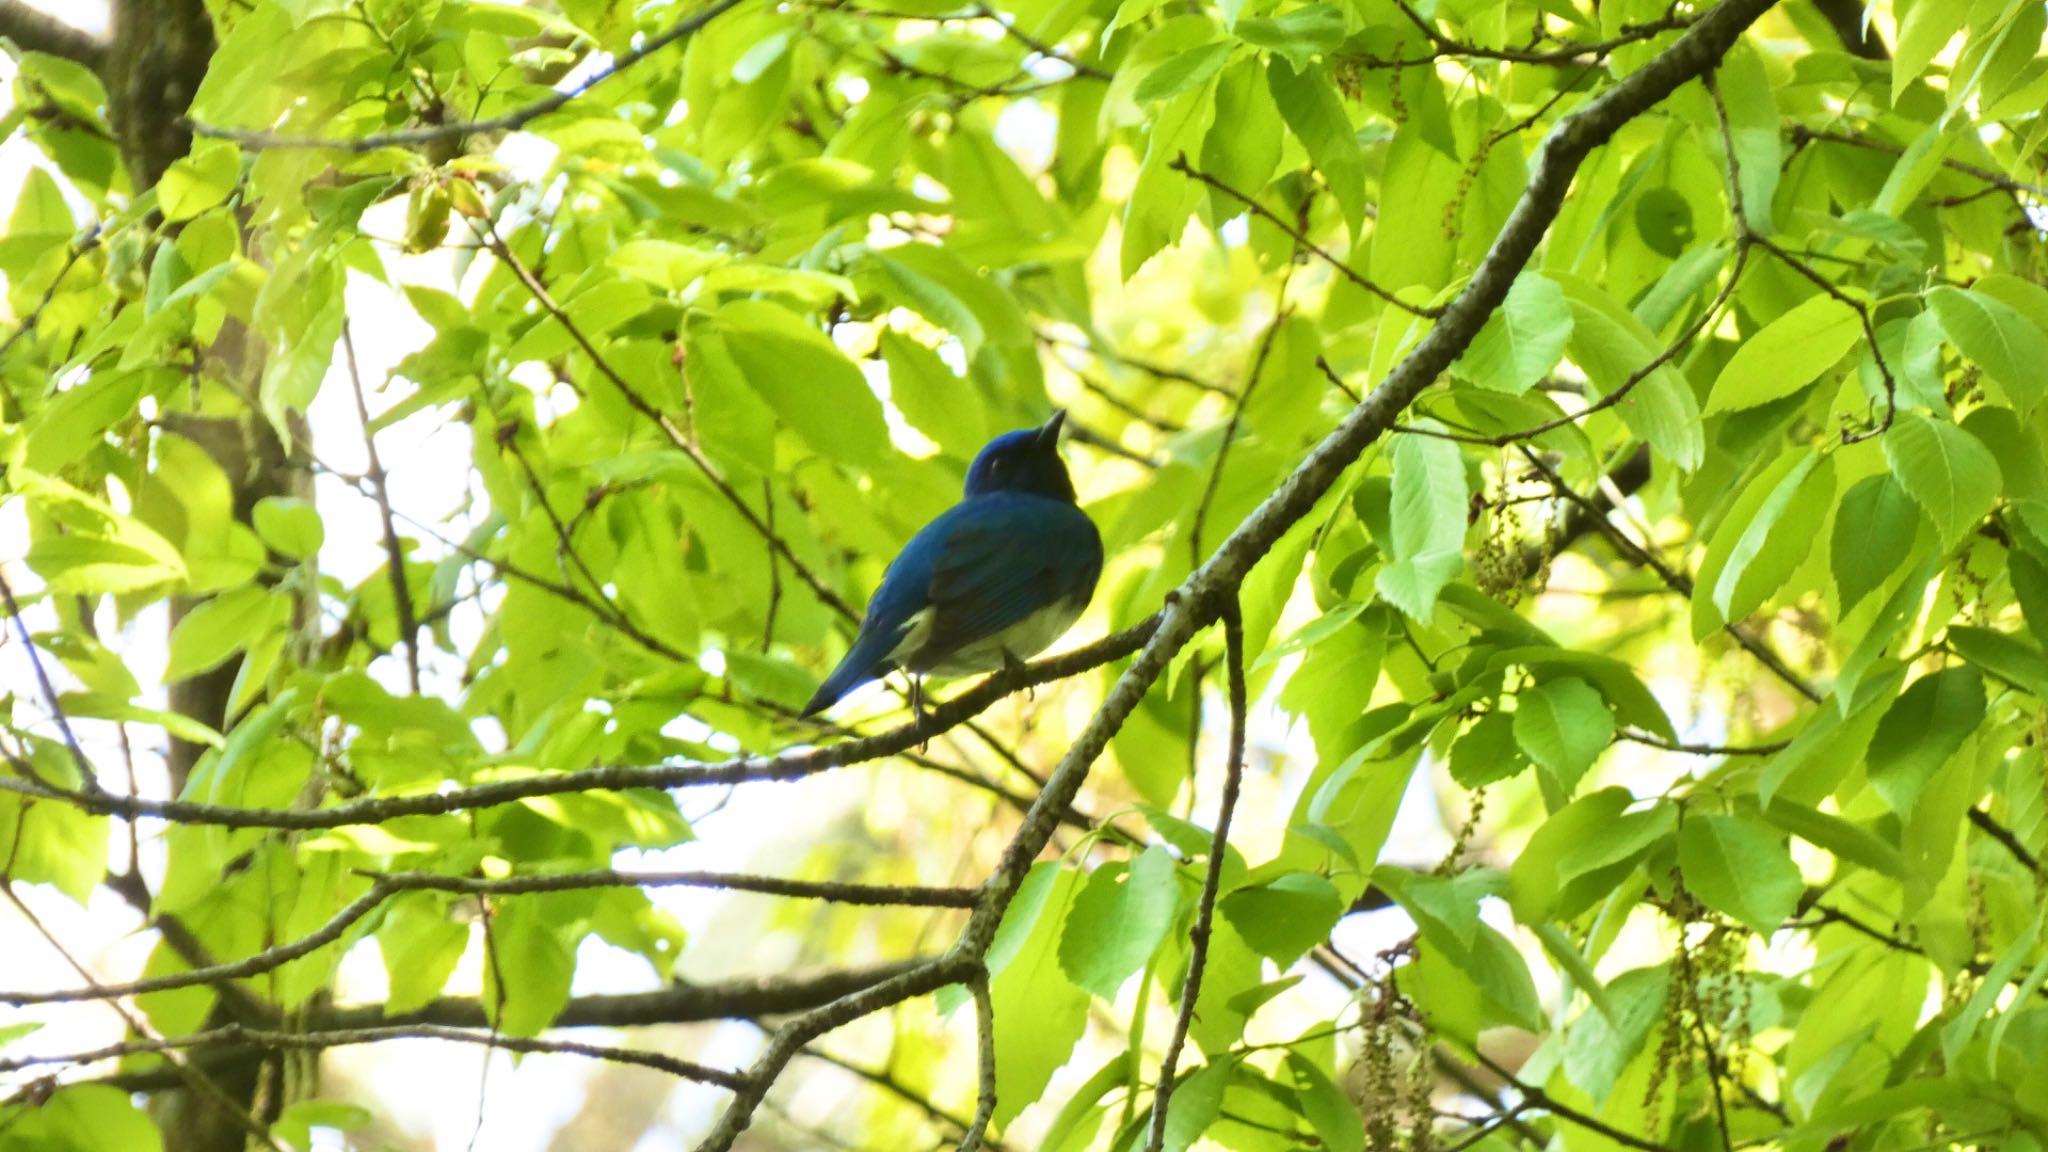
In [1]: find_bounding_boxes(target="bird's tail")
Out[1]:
[801,631,897,716]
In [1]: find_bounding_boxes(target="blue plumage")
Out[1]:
[802,412,1103,716]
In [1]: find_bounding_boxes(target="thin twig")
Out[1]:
[1145,600,1246,1152]
[0,1023,747,1091]
[0,569,105,794]
[0,618,1159,829]
[0,881,292,1152]
[1170,155,1438,318]
[0,226,100,364]
[342,323,422,693]
[0,869,974,1007]
[188,0,751,152]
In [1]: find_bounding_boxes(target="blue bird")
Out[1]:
[802,411,1103,717]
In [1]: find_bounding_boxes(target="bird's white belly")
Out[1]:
[888,596,1087,676]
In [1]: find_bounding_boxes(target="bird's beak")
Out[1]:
[1036,409,1067,449]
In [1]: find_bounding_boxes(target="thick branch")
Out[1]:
[0,1,108,72]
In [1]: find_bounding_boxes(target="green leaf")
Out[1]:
[0,785,109,905]
[1883,412,2001,547]
[1894,0,1959,103]
[1554,273,1705,471]
[1451,272,1571,395]
[1509,787,1635,925]
[4,1085,163,1152]
[1754,797,1909,878]
[1198,58,1284,220]
[1703,294,1862,414]
[1234,5,1347,69]
[26,534,184,595]
[1154,1058,1230,1152]
[1134,41,1230,103]
[1449,711,1527,788]
[57,692,224,750]
[1634,243,1732,335]
[1374,420,1466,619]
[1220,872,1345,966]
[1057,846,1181,999]
[989,863,1090,1127]
[1832,473,1922,614]
[1677,814,1803,936]
[164,586,286,683]
[378,893,469,1015]
[1948,625,2048,697]
[1707,450,1835,629]
[1512,677,1613,797]
[1288,1054,1366,1152]
[1925,285,2048,413]
[1267,58,1366,241]
[253,496,325,560]
[1866,667,1985,812]
[159,138,242,222]
[483,896,577,1037]
[1717,41,1781,234]
[1376,865,1503,949]
[1488,647,1675,739]
[715,300,890,468]
[1367,122,1459,293]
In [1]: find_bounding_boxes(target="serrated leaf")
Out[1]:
[160,138,242,222]
[1450,711,1526,788]
[989,864,1090,1127]
[1678,814,1803,936]
[1717,41,1781,233]
[1452,272,1571,395]
[1554,273,1704,471]
[1220,872,1344,965]
[1867,667,1984,812]
[1707,451,1834,628]
[253,496,324,560]
[1926,285,2048,413]
[1883,412,2001,547]
[1057,846,1181,999]
[1704,294,1862,414]
[1833,473,1923,615]
[1374,420,1466,619]
[1512,677,1613,797]
[1267,58,1365,241]
[164,586,286,683]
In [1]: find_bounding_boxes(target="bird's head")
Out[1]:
[963,411,1077,502]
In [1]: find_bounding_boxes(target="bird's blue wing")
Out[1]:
[800,522,945,715]
[801,493,1101,715]
[917,493,1102,659]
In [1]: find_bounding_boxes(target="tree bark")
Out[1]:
[105,3,305,1148]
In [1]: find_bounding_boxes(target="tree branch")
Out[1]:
[1145,600,1246,1152]
[0,1,108,73]
[0,618,1158,829]
[2,871,973,1007]
[0,1024,748,1092]
[188,0,749,152]
[958,976,997,1152]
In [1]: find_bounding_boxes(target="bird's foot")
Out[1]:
[910,675,931,751]
[1001,650,1034,701]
